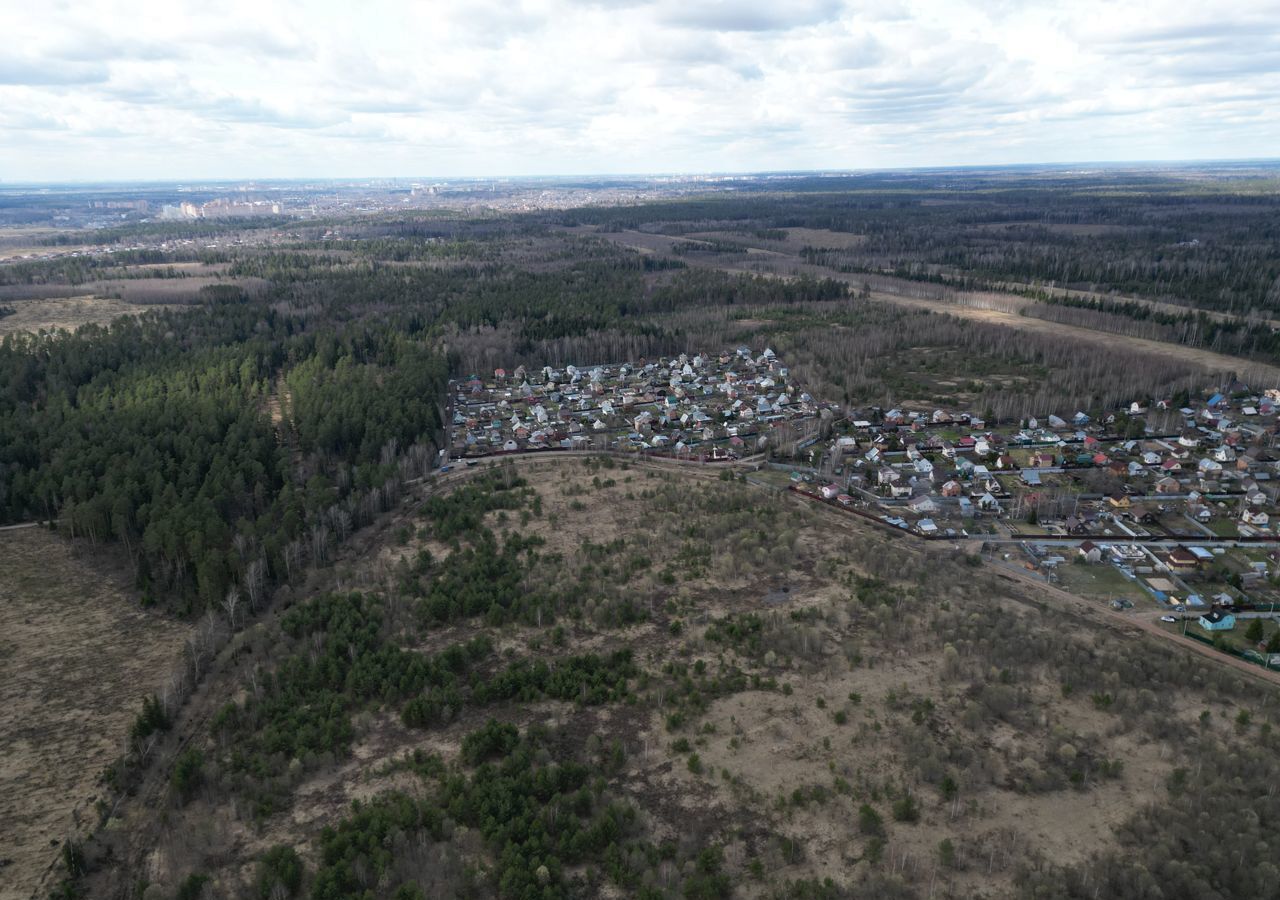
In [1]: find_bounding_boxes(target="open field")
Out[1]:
[0,274,267,304]
[0,296,174,336]
[0,528,190,900]
[0,230,88,261]
[77,457,1280,899]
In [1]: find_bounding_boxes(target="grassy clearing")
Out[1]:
[79,460,1280,899]
[0,527,189,899]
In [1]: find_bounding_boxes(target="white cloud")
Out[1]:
[1,0,1278,179]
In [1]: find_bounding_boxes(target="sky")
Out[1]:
[2,0,1279,181]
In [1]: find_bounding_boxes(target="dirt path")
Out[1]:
[984,277,1280,331]
[778,488,1280,688]
[263,375,302,468]
[992,562,1280,687]
[869,294,1280,383]
[713,259,1280,383]
[580,226,1280,384]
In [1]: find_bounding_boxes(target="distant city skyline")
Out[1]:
[4,0,1280,181]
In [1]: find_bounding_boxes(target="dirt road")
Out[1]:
[779,488,1280,688]
[580,225,1280,384]
[869,294,1280,384]
[989,561,1280,688]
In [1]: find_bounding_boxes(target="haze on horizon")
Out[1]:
[3,0,1279,182]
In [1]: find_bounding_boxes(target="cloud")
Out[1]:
[657,0,846,32]
[2,0,1279,179]
[0,110,71,131]
[0,58,109,86]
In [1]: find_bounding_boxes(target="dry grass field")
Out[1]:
[0,296,170,336]
[0,527,190,900]
[89,458,1272,899]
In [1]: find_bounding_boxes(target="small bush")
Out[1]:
[892,792,919,823]
[176,873,210,900]
[858,804,884,836]
[256,845,302,899]
[171,748,204,804]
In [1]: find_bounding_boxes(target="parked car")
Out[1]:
[1160,615,1178,623]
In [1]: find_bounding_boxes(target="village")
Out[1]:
[446,346,836,462]
[781,383,1280,667]
[448,348,1280,669]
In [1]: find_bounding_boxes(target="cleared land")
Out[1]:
[576,225,1280,385]
[0,528,190,900]
[90,458,1273,899]
[0,296,172,336]
[870,295,1280,384]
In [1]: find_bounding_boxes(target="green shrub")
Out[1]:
[892,792,919,823]
[939,838,957,868]
[461,718,520,765]
[256,845,302,899]
[858,804,884,836]
[171,748,204,804]
[175,873,209,900]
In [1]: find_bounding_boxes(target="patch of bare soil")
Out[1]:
[0,528,190,900]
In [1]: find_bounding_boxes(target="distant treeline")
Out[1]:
[549,175,1280,315]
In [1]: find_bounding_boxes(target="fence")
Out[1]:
[1180,628,1280,671]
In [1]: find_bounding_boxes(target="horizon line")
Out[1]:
[4,156,1280,189]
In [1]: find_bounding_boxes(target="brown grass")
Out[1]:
[80,459,1270,898]
[0,527,189,900]
[0,296,172,336]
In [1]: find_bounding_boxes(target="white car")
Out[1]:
[1160,615,1178,623]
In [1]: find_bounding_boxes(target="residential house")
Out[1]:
[1198,610,1236,631]
[908,495,938,514]
[1242,509,1270,527]
[1197,458,1223,475]
[1167,547,1201,571]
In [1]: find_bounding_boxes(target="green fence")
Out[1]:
[1181,628,1280,671]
